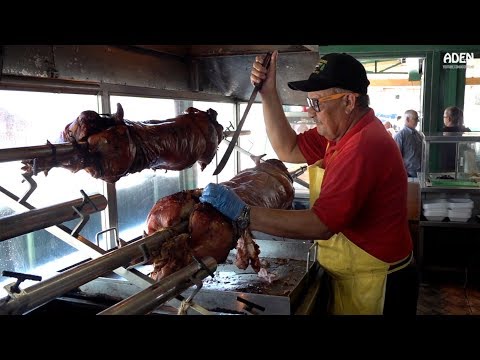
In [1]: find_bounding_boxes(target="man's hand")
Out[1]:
[250,50,277,95]
[199,183,246,221]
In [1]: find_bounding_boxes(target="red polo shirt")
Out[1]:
[297,109,412,263]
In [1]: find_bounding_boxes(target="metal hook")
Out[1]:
[70,190,98,238]
[289,165,308,179]
[19,174,37,204]
[126,243,151,270]
[78,190,98,212]
[192,255,215,278]
[46,140,57,166]
[70,206,90,237]
[184,276,204,305]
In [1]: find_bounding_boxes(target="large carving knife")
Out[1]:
[213,52,272,175]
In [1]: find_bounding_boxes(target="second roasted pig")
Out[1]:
[145,158,295,280]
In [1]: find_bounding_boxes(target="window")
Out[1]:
[238,103,310,196]
[463,57,480,131]
[192,101,236,187]
[0,91,238,298]
[363,57,423,131]
[0,90,102,297]
[110,96,180,241]
[238,103,276,169]
[110,97,237,241]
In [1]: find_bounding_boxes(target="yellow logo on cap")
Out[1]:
[314,59,327,74]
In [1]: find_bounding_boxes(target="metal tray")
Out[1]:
[202,255,308,296]
[178,239,321,315]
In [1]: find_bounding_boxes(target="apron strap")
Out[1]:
[387,252,413,275]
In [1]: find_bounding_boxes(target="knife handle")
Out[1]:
[254,51,273,91]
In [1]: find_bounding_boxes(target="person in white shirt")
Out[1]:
[384,121,396,137]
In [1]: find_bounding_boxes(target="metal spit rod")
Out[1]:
[98,256,217,315]
[222,139,310,189]
[0,184,158,294]
[223,130,251,138]
[0,221,188,315]
[0,130,250,164]
[0,142,87,163]
[0,193,107,242]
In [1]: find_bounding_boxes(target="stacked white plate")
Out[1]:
[446,198,474,222]
[423,199,448,221]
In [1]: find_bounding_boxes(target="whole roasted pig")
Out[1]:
[145,158,295,280]
[21,103,223,183]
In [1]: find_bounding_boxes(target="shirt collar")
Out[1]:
[326,108,376,153]
[404,126,416,134]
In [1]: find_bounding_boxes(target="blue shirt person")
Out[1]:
[394,110,423,178]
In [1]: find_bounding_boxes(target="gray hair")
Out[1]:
[445,106,464,127]
[332,87,370,109]
[404,109,419,121]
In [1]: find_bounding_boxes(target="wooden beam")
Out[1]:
[369,79,421,86]
[466,77,480,85]
[369,77,480,87]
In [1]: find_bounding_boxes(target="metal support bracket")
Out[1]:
[176,276,206,315]
[184,277,203,304]
[70,190,99,237]
[95,227,118,250]
[192,255,215,278]
[70,206,89,237]
[2,270,42,299]
[19,174,37,204]
[125,242,150,270]
[175,258,217,315]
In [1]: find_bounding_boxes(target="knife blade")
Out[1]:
[213,52,272,175]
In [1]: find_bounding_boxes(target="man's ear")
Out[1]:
[344,93,356,113]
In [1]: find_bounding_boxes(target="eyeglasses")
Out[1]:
[307,92,353,112]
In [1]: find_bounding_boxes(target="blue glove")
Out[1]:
[199,183,246,221]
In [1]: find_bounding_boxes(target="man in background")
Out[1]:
[443,106,470,132]
[441,106,470,171]
[394,110,423,178]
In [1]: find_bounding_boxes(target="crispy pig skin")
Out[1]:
[145,158,294,279]
[22,104,223,183]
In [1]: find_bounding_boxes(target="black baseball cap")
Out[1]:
[288,53,370,94]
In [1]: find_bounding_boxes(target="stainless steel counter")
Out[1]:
[74,238,325,315]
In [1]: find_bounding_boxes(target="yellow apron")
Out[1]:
[309,161,411,315]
